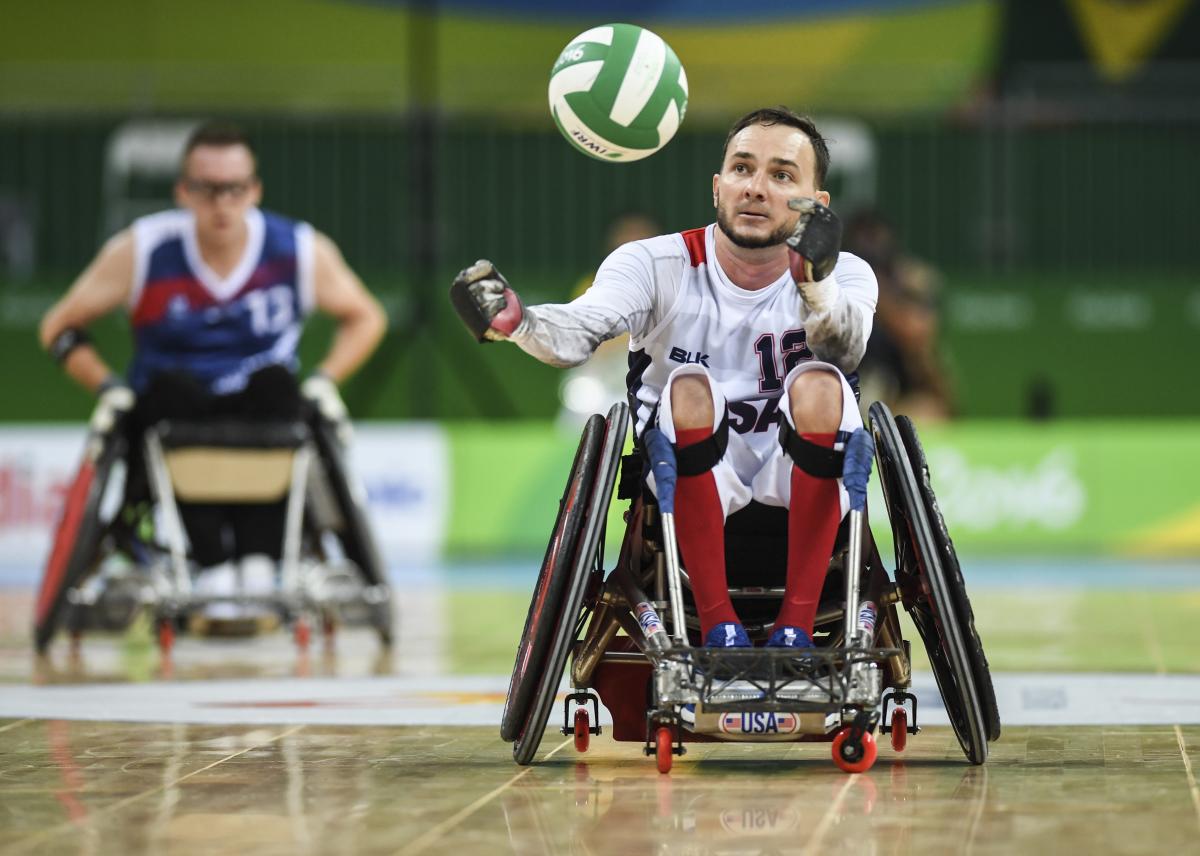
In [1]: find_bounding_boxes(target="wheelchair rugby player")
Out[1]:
[452,107,999,772]
[35,122,393,655]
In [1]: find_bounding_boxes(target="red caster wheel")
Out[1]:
[156,618,174,655]
[294,618,311,652]
[655,726,674,774]
[574,707,590,753]
[890,708,908,752]
[832,727,878,774]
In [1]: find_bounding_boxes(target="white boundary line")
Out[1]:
[1174,724,1200,832]
[399,736,573,855]
[8,672,1200,727]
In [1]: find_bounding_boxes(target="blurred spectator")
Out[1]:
[844,209,955,423]
[0,194,35,283]
[558,212,662,426]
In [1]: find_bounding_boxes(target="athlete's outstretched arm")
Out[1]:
[39,230,135,393]
[450,244,657,368]
[793,253,877,373]
[310,232,387,383]
[785,198,877,373]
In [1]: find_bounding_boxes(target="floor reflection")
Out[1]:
[499,747,995,855]
[6,723,1200,855]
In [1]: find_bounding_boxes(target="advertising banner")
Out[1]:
[3,420,1197,584]
[0,423,449,584]
[445,420,1200,559]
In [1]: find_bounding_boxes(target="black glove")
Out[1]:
[786,198,842,284]
[449,260,524,343]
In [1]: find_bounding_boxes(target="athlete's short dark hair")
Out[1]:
[181,122,257,173]
[721,107,830,188]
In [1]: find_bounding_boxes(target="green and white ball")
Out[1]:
[548,23,688,162]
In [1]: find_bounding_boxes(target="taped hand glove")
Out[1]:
[449,260,524,342]
[302,372,352,444]
[89,376,135,436]
[786,198,843,313]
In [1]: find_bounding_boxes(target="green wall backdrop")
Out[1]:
[0,0,1196,422]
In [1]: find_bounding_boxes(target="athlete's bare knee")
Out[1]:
[671,375,715,432]
[788,370,842,434]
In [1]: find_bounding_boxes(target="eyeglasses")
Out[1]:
[182,178,257,201]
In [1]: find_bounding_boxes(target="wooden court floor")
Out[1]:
[2,718,1198,855]
[3,572,1200,855]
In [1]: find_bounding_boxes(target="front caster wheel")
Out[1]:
[574,708,591,753]
[832,727,878,774]
[890,708,908,752]
[655,726,673,774]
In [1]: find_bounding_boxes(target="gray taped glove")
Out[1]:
[449,259,524,342]
[302,372,352,444]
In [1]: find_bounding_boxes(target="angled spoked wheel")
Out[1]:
[508,402,629,765]
[896,413,1001,746]
[869,401,999,765]
[309,413,394,647]
[34,428,127,655]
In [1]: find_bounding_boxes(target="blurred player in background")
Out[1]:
[39,122,386,612]
[844,209,955,423]
[453,106,878,650]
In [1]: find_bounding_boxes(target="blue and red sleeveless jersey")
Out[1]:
[127,208,315,395]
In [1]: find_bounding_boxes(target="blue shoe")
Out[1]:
[766,626,815,648]
[705,622,752,648]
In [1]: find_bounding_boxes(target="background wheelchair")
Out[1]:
[33,402,394,657]
[501,400,1000,774]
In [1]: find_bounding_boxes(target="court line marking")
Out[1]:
[6,723,306,855]
[0,718,32,734]
[1174,724,1200,831]
[398,736,573,856]
[800,774,855,855]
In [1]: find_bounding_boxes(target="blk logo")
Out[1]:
[668,346,709,367]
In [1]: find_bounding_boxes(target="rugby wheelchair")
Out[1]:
[502,401,1000,774]
[33,402,394,657]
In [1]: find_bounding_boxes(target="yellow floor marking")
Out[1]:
[1174,724,1200,832]
[6,724,306,854]
[0,718,33,734]
[399,736,573,856]
[800,774,855,855]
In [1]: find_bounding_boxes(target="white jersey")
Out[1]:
[509,223,878,452]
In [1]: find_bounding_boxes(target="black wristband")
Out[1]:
[49,327,92,364]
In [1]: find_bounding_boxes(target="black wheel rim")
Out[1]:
[512,403,628,765]
[870,401,989,764]
[895,415,1001,744]
[501,413,605,743]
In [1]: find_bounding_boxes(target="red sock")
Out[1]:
[776,432,842,635]
[672,426,736,638]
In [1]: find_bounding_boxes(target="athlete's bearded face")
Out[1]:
[713,123,830,251]
[175,144,262,247]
